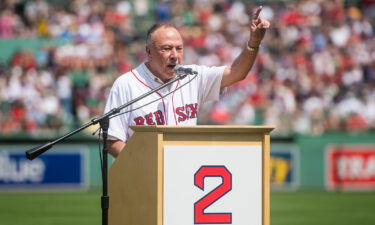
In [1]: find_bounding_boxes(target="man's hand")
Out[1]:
[249,6,270,48]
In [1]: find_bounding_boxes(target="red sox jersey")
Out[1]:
[104,62,225,142]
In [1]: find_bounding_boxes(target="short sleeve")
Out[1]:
[103,80,129,142]
[196,65,226,103]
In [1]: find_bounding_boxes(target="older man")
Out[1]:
[104,6,270,157]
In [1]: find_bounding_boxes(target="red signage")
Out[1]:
[326,146,375,190]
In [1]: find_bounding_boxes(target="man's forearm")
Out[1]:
[106,140,126,158]
[221,43,259,88]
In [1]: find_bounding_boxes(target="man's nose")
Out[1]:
[170,48,177,58]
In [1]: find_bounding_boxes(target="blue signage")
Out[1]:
[0,146,87,190]
[270,144,299,189]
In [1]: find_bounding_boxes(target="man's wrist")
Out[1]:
[246,40,260,51]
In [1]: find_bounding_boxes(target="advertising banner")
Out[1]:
[326,146,375,190]
[0,145,88,190]
[270,144,299,190]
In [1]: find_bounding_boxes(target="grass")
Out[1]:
[0,191,100,225]
[271,191,375,225]
[0,191,374,225]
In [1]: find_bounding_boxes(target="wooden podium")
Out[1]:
[109,125,274,225]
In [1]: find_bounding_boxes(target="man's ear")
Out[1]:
[146,46,151,56]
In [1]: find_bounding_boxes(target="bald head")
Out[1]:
[146,23,180,46]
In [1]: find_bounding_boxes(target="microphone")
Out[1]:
[174,65,198,75]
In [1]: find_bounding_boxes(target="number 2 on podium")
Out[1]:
[194,166,232,224]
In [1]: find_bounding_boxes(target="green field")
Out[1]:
[0,191,374,225]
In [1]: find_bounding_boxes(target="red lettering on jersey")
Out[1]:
[187,103,198,119]
[145,113,156,125]
[154,110,165,125]
[134,116,145,125]
[176,107,187,122]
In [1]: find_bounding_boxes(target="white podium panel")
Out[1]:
[163,145,262,225]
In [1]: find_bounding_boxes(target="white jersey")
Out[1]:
[104,62,225,142]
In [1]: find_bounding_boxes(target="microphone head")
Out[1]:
[173,64,184,73]
[173,65,197,75]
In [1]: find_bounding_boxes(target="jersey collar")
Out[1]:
[142,62,165,84]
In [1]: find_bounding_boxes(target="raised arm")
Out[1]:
[221,6,270,88]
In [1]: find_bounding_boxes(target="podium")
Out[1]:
[109,125,274,225]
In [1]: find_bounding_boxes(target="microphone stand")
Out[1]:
[25,72,189,225]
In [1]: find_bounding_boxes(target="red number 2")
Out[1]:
[194,166,232,224]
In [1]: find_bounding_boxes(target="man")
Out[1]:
[104,6,270,158]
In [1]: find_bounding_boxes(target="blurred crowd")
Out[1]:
[1,0,375,136]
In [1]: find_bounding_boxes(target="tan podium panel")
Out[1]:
[109,125,274,225]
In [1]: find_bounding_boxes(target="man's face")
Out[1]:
[146,26,184,82]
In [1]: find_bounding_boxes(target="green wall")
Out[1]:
[295,132,375,189]
[1,132,375,190]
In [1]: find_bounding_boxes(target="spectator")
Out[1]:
[1,0,375,136]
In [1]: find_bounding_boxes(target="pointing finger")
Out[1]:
[253,6,263,20]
